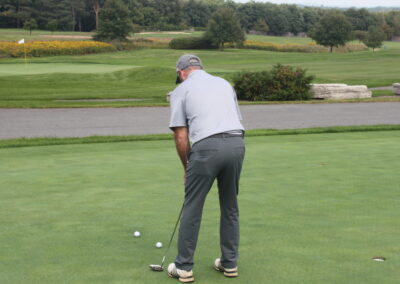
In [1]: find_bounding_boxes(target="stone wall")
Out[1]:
[393,83,400,95]
[311,84,372,100]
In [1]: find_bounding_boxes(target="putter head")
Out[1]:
[149,264,164,272]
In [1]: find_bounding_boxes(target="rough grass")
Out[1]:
[0,130,399,284]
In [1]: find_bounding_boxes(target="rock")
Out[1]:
[393,83,400,95]
[311,84,372,100]
[166,91,172,102]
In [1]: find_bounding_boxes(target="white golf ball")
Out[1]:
[156,242,163,248]
[133,231,141,237]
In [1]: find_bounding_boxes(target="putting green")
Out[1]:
[0,131,399,283]
[0,63,139,76]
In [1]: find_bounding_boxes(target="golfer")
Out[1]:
[167,54,245,283]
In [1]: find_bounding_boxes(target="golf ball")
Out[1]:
[133,231,141,237]
[156,242,163,248]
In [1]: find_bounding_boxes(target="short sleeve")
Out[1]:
[232,87,243,121]
[169,90,187,129]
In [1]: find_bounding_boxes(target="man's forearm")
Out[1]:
[173,127,190,170]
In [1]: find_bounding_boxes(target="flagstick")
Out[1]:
[18,39,27,66]
[23,43,27,66]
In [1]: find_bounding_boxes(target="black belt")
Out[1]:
[208,132,244,139]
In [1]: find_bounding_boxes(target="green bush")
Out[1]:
[169,36,216,49]
[233,64,314,101]
[233,71,273,101]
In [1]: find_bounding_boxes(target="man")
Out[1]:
[167,54,245,283]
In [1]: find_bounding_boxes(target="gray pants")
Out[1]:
[175,135,245,271]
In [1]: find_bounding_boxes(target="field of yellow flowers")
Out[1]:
[0,41,116,58]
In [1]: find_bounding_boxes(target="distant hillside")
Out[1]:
[367,7,400,12]
[296,4,400,11]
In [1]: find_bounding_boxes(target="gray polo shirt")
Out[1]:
[169,70,244,144]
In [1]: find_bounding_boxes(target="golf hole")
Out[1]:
[372,257,386,262]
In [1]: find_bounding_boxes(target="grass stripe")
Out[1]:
[1,124,400,149]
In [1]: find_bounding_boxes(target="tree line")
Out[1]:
[1,0,399,40]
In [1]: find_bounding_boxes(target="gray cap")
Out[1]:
[176,54,203,71]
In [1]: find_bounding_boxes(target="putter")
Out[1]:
[149,203,184,272]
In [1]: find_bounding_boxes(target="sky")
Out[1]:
[233,0,400,8]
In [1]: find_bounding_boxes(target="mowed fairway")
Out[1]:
[1,130,399,284]
[1,36,400,107]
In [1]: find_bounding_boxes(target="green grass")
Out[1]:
[1,29,400,108]
[0,63,138,76]
[0,28,200,42]
[0,28,94,41]
[0,130,399,284]
[1,125,400,149]
[372,90,395,97]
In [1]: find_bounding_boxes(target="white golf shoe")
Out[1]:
[214,258,238,278]
[167,263,194,283]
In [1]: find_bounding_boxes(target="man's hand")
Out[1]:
[173,127,190,179]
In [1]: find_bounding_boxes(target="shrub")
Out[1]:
[233,64,314,101]
[232,71,273,101]
[169,36,216,49]
[269,64,314,100]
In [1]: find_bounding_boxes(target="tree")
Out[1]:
[23,18,37,35]
[265,6,290,36]
[381,24,394,40]
[89,0,104,30]
[302,7,320,33]
[141,6,160,29]
[353,30,367,43]
[284,5,304,35]
[253,18,269,34]
[236,1,269,32]
[184,0,211,28]
[1,0,33,28]
[205,6,245,50]
[46,19,57,33]
[41,0,71,31]
[154,0,183,29]
[125,0,144,28]
[363,26,386,52]
[386,11,400,37]
[94,0,133,42]
[309,12,352,53]
[344,8,376,31]
[70,0,85,31]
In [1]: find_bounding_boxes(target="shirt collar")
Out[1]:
[187,69,205,79]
